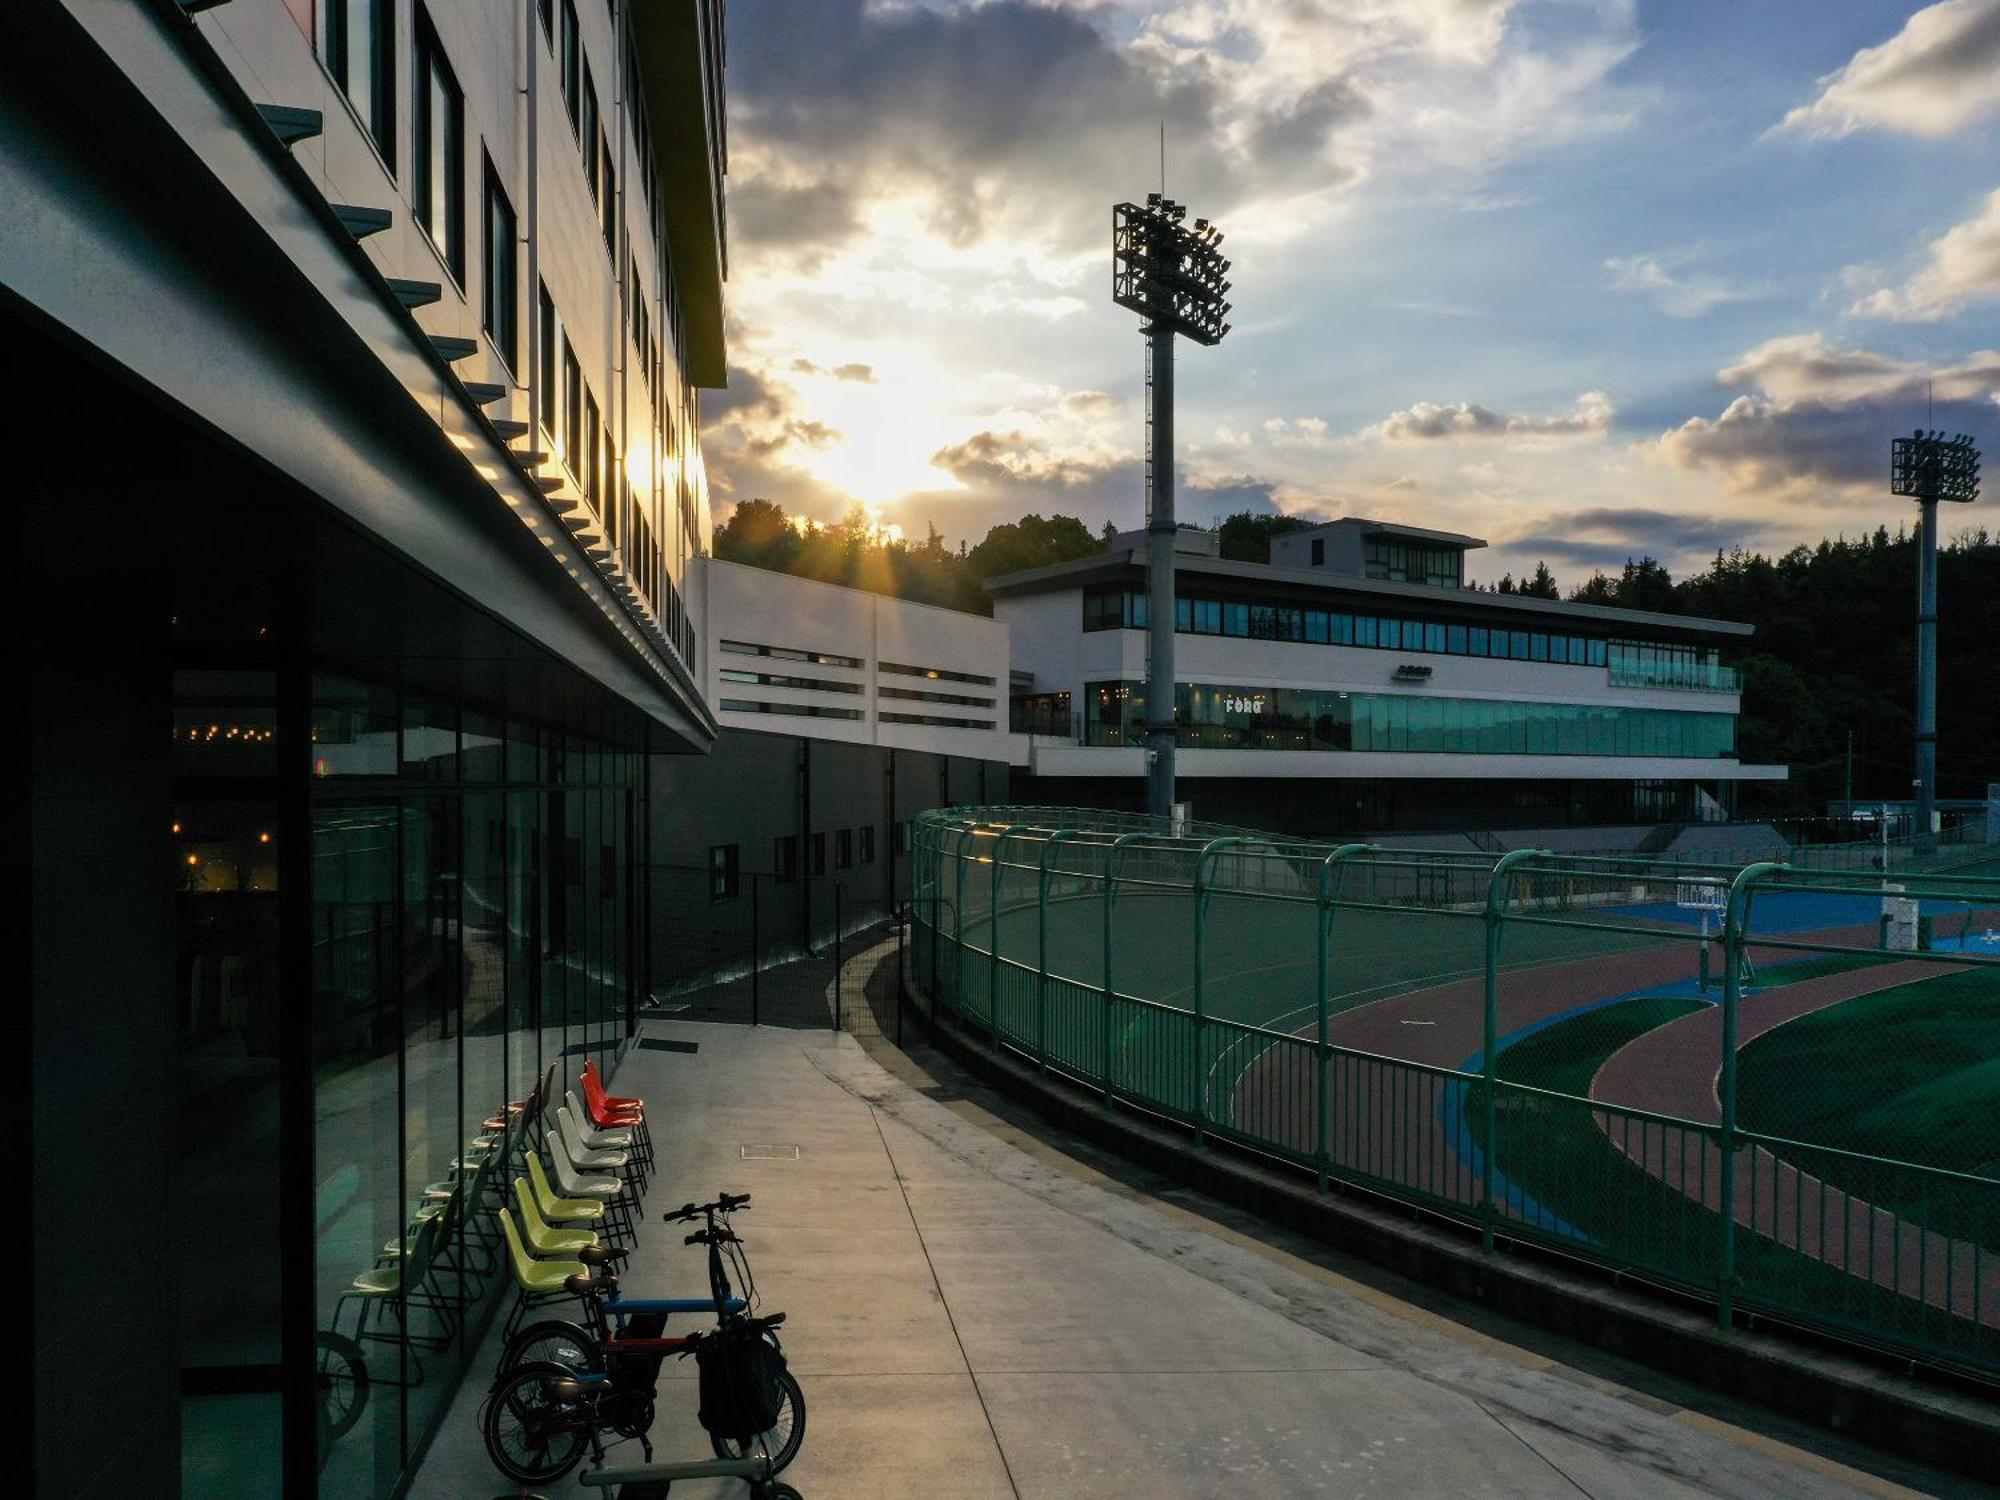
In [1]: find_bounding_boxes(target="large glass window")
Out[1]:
[1083,680,1736,758]
[482,158,518,370]
[307,688,641,1494]
[414,14,465,281]
[321,0,395,169]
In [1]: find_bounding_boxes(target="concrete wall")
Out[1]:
[701,559,1014,762]
[650,727,1010,914]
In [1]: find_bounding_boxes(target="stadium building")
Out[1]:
[10,3,999,1496]
[996,518,1786,835]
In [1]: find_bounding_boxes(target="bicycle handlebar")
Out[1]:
[663,1192,752,1223]
[684,1227,742,1246]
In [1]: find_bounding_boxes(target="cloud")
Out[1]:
[1848,187,2000,321]
[1359,391,1614,442]
[787,358,880,383]
[1775,0,2000,139]
[1605,252,1764,318]
[1654,334,2000,497]
[1505,506,1762,569]
[929,428,1128,493]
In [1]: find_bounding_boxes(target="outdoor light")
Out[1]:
[1890,428,1982,855]
[1112,194,1236,817]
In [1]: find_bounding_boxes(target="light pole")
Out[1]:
[1113,195,1232,818]
[1889,429,1980,855]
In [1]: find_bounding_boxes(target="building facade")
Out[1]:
[12,1,725,1495]
[998,520,1785,833]
[648,559,1012,978]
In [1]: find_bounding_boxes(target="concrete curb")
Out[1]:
[897,961,2000,1484]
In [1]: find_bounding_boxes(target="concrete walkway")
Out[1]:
[410,1015,1952,1499]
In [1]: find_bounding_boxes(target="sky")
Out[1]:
[702,0,2000,586]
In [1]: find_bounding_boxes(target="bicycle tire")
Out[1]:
[757,1484,804,1500]
[481,1359,593,1484]
[707,1368,806,1474]
[503,1317,602,1374]
[314,1331,369,1442]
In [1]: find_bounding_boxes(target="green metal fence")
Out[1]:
[908,806,2000,1383]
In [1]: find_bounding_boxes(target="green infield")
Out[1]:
[1472,995,1997,1362]
[1737,969,2000,1248]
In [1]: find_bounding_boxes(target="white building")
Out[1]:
[993,519,1786,833]
[696,557,1012,764]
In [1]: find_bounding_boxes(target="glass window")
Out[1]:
[1355,615,1377,648]
[859,825,875,864]
[538,285,559,438]
[414,14,464,280]
[1530,633,1549,662]
[482,158,518,369]
[559,0,581,131]
[582,68,600,197]
[774,834,798,882]
[1223,602,1249,637]
[708,843,738,900]
[1447,624,1467,655]
[1510,631,1530,660]
[322,0,395,169]
[312,676,397,777]
[1304,610,1329,644]
[600,139,618,254]
[1425,622,1445,653]
[836,829,853,869]
[562,340,582,475]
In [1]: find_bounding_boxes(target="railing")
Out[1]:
[907,808,2000,1383]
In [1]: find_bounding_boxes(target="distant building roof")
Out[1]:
[983,545,1753,639]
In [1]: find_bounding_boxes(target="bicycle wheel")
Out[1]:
[708,1369,806,1474]
[504,1318,601,1374]
[482,1361,592,1484]
[756,1484,803,1500]
[314,1331,369,1442]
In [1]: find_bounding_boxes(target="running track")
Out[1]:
[1226,922,1998,1335]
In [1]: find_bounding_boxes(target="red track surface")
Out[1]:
[1591,960,1999,1327]
[1227,922,1996,1333]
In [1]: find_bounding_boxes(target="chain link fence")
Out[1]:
[908,806,2000,1382]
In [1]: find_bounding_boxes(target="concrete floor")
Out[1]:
[409,1014,1968,1500]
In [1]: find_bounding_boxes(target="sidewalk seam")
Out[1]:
[869,1102,1026,1500]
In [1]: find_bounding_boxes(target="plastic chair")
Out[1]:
[513,1176,597,1257]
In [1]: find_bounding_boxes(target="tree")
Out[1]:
[1519,561,1560,599]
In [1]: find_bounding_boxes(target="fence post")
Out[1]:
[952,822,971,1017]
[750,875,761,1027]
[1480,849,1544,1253]
[990,824,1030,1043]
[1718,859,1786,1329]
[1317,844,1376,1191]
[833,882,844,1032]
[1037,829,1083,1076]
[1192,836,1251,1143]
[1102,832,1146,1107]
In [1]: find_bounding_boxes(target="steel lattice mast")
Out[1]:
[1112,195,1232,818]
[1890,429,1980,854]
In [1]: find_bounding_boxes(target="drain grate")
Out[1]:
[740,1144,801,1161]
[637,1038,699,1054]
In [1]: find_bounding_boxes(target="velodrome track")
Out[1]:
[1225,914,2000,1332]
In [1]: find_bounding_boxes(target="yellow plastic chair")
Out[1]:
[513,1176,597,1257]
[525,1149,607,1230]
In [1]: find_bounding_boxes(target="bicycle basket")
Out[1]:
[694,1322,787,1443]
[606,1312,671,1388]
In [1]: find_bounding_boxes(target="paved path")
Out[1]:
[1591,961,1999,1329]
[410,1012,1943,1498]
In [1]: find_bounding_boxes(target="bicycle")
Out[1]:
[499,1192,753,1376]
[481,1196,805,1482]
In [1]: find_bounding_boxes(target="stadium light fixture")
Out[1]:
[1890,428,1981,855]
[1113,195,1235,821]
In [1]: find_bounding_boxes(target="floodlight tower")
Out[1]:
[1890,429,1981,854]
[1113,195,1233,818]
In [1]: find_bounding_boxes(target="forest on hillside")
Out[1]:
[712,500,2000,814]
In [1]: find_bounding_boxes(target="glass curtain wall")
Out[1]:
[1085,680,1737,759]
[308,674,638,1497]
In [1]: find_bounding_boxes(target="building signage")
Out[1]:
[1221,693,1268,716]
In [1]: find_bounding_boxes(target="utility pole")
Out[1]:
[1890,430,1980,856]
